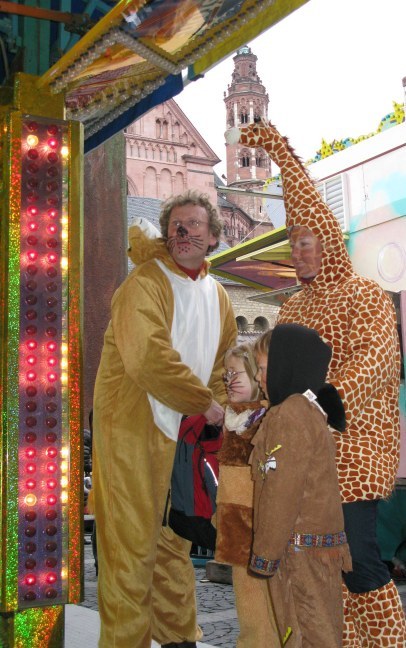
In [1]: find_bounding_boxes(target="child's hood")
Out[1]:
[266,323,331,406]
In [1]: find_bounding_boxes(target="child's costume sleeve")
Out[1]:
[249,399,313,577]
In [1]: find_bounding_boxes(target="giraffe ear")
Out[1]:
[225,127,241,145]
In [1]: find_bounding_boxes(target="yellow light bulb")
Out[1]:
[61,343,68,355]
[61,476,68,488]
[61,461,68,473]
[61,146,69,158]
[61,257,68,270]
[61,447,69,458]
[26,135,38,147]
[25,494,37,506]
[61,491,68,503]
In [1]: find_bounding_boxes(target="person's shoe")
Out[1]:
[161,643,197,647]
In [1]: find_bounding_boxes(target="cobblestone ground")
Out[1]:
[81,539,406,648]
[81,542,239,647]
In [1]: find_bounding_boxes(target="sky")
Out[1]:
[176,0,406,179]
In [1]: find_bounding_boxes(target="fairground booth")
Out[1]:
[0,1,310,645]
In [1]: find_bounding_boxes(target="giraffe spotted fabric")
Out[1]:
[226,120,401,503]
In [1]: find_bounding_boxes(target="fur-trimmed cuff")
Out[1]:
[249,553,280,577]
[317,383,346,432]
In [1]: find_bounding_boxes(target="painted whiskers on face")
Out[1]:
[223,369,249,400]
[167,233,205,254]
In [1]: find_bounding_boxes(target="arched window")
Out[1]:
[144,167,157,198]
[254,317,269,332]
[240,112,248,124]
[241,155,250,167]
[236,316,248,332]
[174,171,184,194]
[160,168,172,199]
[162,120,168,139]
[156,119,162,138]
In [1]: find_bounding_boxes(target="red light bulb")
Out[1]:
[26,370,36,381]
[47,357,57,367]
[48,208,58,218]
[47,372,58,382]
[47,341,57,352]
[47,494,57,505]
[26,463,36,474]
[48,138,58,149]
[46,478,57,489]
[26,355,36,366]
[28,221,38,231]
[28,206,38,216]
[47,224,57,234]
[46,572,57,584]
[46,447,58,458]
[25,478,36,489]
[47,462,57,474]
[26,340,37,350]
[25,447,36,458]
[24,574,36,586]
[27,251,38,261]
[47,253,58,264]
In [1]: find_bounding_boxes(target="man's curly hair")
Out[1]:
[159,189,223,253]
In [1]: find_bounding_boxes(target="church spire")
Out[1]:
[224,46,270,187]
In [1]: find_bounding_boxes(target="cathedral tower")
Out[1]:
[224,46,271,187]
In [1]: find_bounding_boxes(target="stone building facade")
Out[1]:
[225,284,279,335]
[125,99,220,205]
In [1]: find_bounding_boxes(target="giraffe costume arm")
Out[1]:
[225,120,345,248]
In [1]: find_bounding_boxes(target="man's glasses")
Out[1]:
[223,369,246,383]
[169,219,208,231]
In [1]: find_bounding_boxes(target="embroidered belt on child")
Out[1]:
[289,531,347,548]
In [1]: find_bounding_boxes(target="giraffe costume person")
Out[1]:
[226,120,406,647]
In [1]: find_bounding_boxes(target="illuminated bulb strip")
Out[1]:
[114,30,180,75]
[49,30,119,95]
[66,81,141,122]
[84,77,166,138]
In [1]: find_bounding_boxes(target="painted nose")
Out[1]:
[177,225,188,237]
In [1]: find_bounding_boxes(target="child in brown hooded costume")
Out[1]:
[215,340,280,647]
[249,323,351,647]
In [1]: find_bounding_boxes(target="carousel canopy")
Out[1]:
[0,0,309,151]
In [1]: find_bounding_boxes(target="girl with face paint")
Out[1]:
[215,342,280,648]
